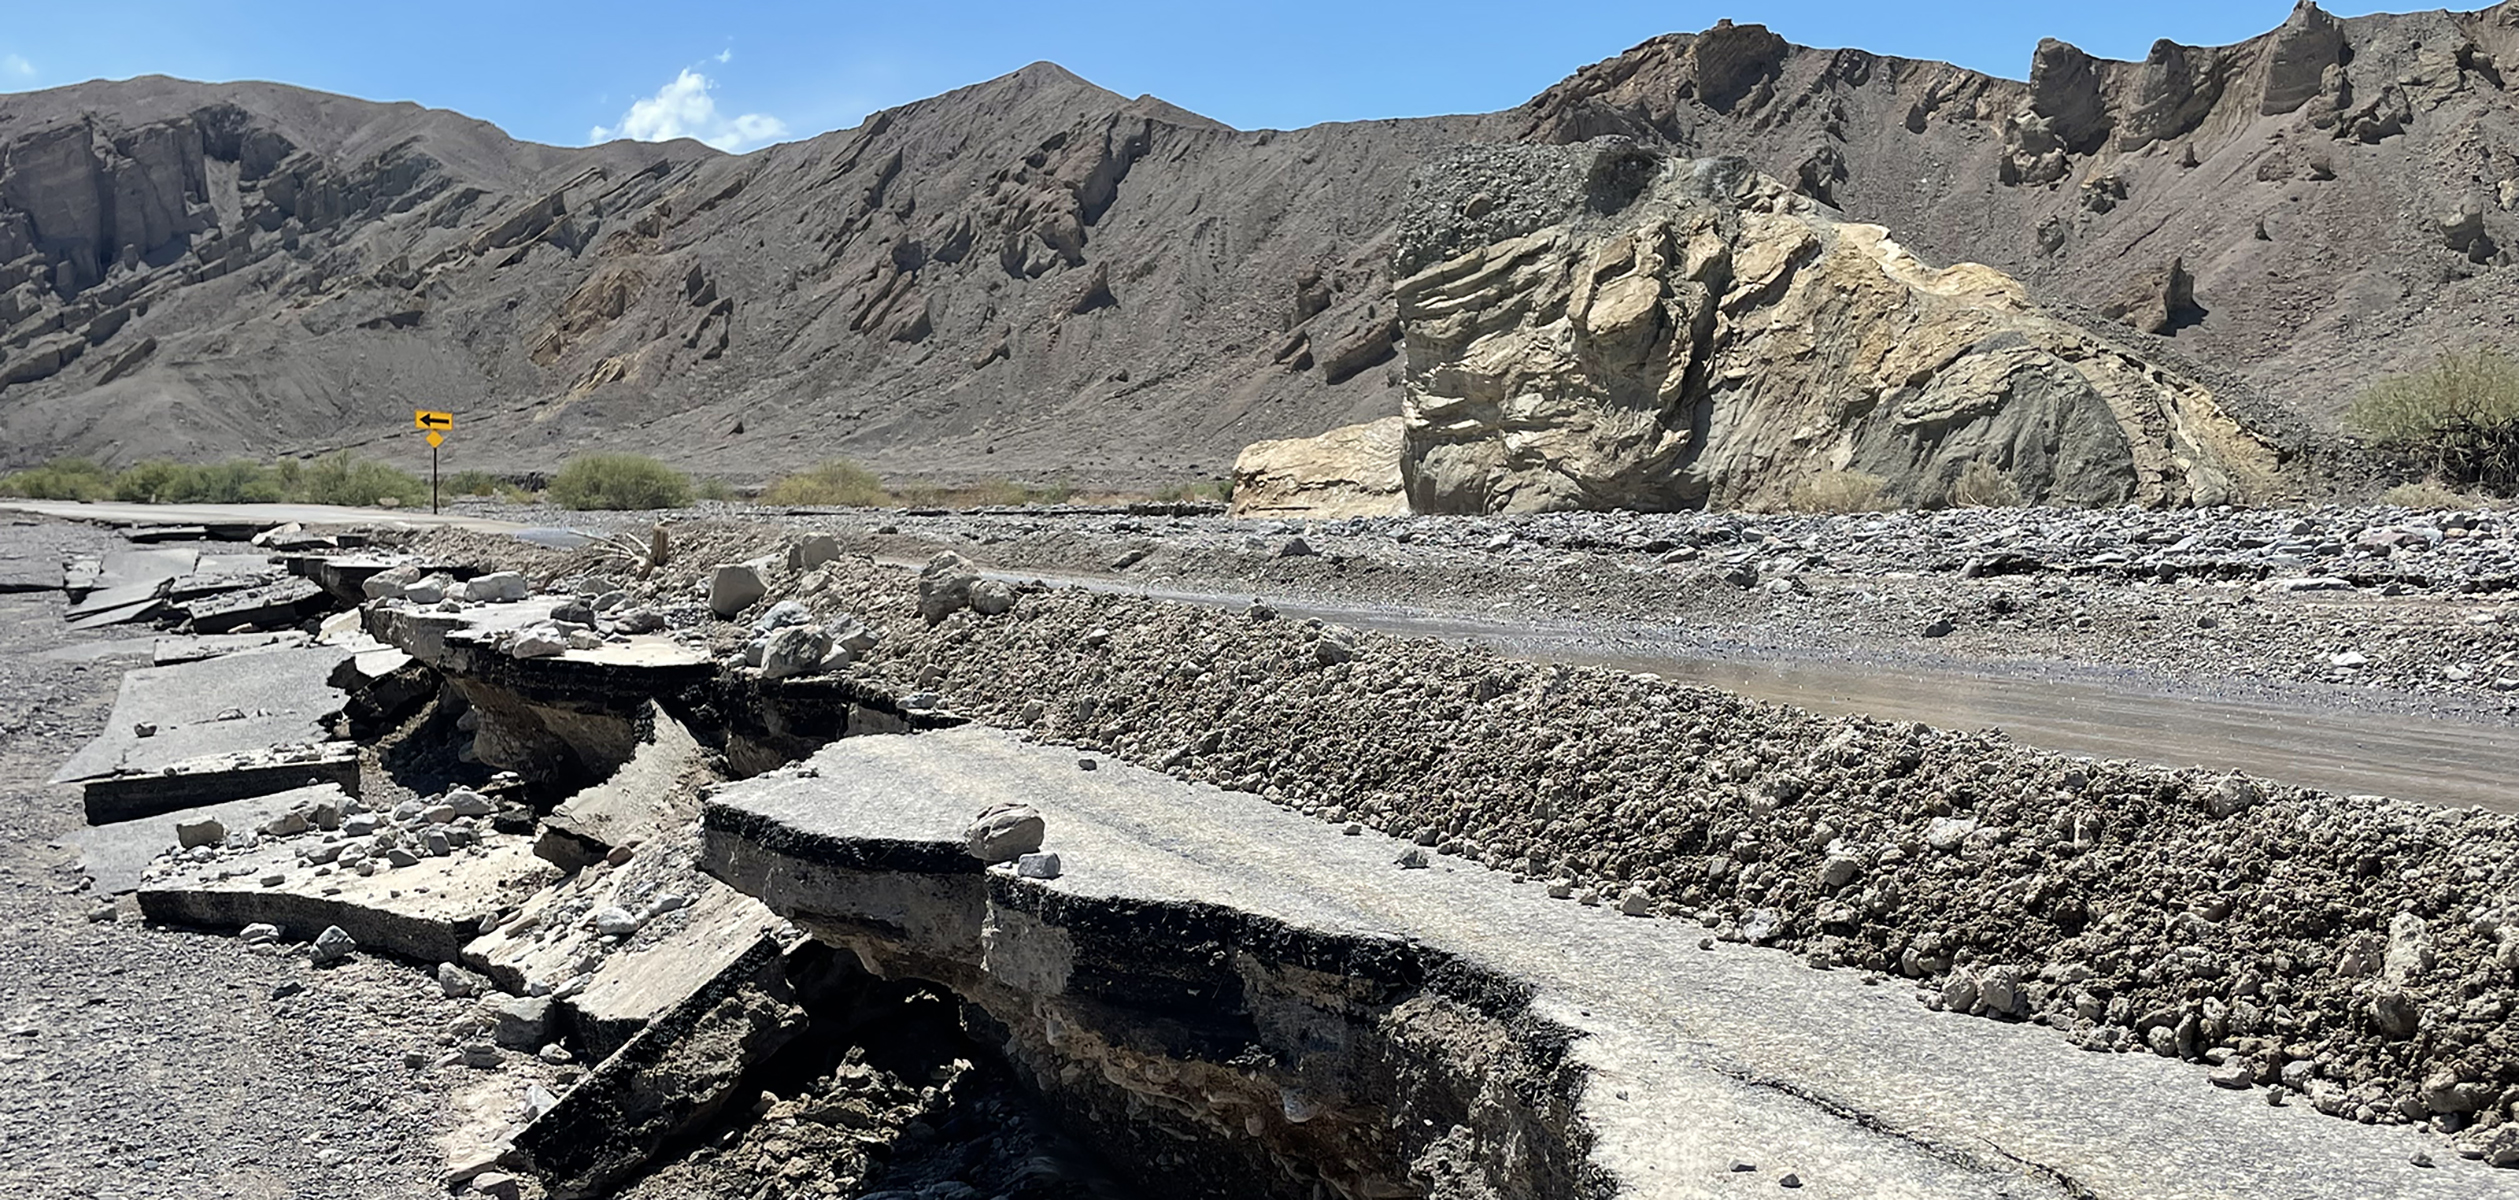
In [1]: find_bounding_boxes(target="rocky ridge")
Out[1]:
[0,3,2512,493]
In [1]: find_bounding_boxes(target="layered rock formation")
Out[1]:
[1242,145,2275,515]
[1514,1,2519,431]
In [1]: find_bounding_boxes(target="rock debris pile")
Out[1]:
[517,527,2519,1165]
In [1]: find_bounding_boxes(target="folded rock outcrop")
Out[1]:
[1329,143,2276,514]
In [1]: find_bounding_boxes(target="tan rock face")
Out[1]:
[1385,145,2278,514]
[1230,416,1408,518]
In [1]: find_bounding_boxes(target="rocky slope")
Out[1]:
[0,70,1490,487]
[1517,4,2519,423]
[1355,144,2276,513]
[0,2,2512,494]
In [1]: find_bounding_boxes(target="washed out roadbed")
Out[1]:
[400,512,2519,1168]
[0,523,459,1200]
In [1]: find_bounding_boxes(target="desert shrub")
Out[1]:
[1150,479,1233,504]
[694,476,738,503]
[295,453,428,507]
[548,454,692,510]
[110,460,284,503]
[108,461,187,503]
[0,457,113,501]
[1948,459,2025,508]
[760,460,893,507]
[1790,469,1888,513]
[443,470,504,496]
[2346,350,2519,495]
[958,478,1073,507]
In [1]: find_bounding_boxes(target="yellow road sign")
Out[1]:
[414,410,454,431]
[426,431,445,448]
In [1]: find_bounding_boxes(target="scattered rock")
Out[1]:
[964,802,1045,864]
[918,552,981,623]
[708,564,767,617]
[309,924,357,966]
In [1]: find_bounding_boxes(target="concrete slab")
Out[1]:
[533,707,707,872]
[80,743,361,825]
[137,836,562,963]
[98,547,199,588]
[49,645,355,786]
[65,783,349,894]
[176,576,329,632]
[701,728,2503,1200]
[0,554,64,592]
[35,637,158,663]
[118,524,210,543]
[509,935,800,1200]
[285,553,440,604]
[151,632,312,666]
[64,595,167,630]
[64,579,170,621]
[465,870,783,1062]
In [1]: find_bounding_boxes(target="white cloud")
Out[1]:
[714,48,733,64]
[2,54,34,80]
[590,68,786,152]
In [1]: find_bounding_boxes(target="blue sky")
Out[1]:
[1,2,2406,152]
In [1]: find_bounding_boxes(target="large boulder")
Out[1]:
[1374,143,2276,514]
[1230,416,1409,518]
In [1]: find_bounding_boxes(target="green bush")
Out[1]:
[295,453,427,507]
[443,470,505,496]
[0,457,113,501]
[694,476,738,503]
[111,460,284,503]
[2346,350,2519,495]
[18,454,425,506]
[760,460,893,507]
[548,454,693,510]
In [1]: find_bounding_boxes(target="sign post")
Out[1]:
[414,410,454,513]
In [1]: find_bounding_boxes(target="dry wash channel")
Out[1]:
[31,511,2519,1199]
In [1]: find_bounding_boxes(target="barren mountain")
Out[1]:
[0,2,2512,493]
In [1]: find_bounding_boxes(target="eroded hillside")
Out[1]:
[0,2,2511,496]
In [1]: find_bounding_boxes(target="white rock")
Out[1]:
[969,579,1018,616]
[591,906,645,938]
[1925,816,1978,853]
[460,572,530,603]
[509,624,567,659]
[709,564,767,617]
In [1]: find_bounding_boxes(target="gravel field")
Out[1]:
[0,522,463,1200]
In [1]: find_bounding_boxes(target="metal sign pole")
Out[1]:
[432,441,440,514]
